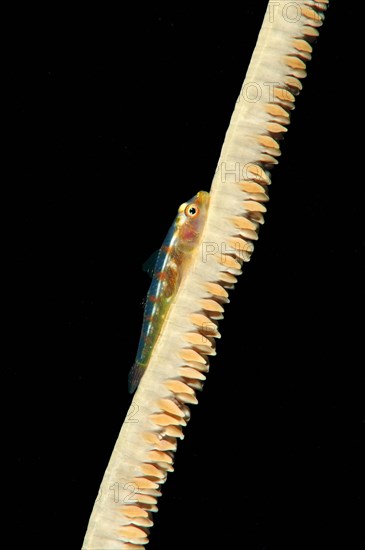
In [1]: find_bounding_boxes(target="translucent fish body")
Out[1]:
[128,191,210,392]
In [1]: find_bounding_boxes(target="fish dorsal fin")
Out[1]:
[142,249,160,278]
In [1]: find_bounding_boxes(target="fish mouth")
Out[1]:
[195,190,210,206]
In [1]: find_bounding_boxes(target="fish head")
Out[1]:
[176,191,210,246]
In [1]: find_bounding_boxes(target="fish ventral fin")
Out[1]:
[142,250,160,279]
[128,362,145,394]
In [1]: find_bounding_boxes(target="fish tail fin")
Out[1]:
[128,362,145,394]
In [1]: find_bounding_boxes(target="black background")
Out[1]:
[11,2,364,549]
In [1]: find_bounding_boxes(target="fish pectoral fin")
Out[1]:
[128,362,145,393]
[142,249,160,278]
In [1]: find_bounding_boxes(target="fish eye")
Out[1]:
[184,203,199,218]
